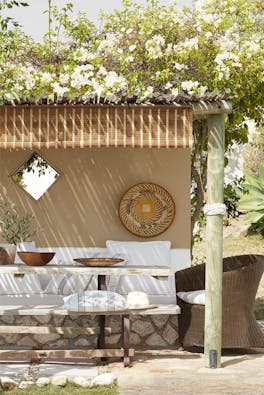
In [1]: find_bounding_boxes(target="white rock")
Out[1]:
[19,380,34,389]
[69,376,91,387]
[0,377,18,390]
[36,377,51,386]
[91,373,115,386]
[51,375,67,386]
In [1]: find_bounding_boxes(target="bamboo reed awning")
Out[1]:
[0,105,193,149]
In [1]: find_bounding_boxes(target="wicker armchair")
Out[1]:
[175,255,264,349]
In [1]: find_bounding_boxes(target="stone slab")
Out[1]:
[38,363,98,379]
[0,363,30,378]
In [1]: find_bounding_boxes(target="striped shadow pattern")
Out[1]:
[0,105,193,149]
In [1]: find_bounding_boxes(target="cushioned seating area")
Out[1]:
[22,244,191,304]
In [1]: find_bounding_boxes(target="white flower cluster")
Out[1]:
[97,33,120,55]
[41,72,53,84]
[70,64,94,90]
[52,82,68,97]
[174,62,188,71]
[19,66,37,90]
[54,64,127,97]
[73,47,97,63]
[181,37,199,50]
[12,66,55,93]
[104,71,127,91]
[140,85,154,99]
[224,141,245,186]
[181,80,207,95]
[215,52,241,80]
[241,38,261,59]
[145,34,165,59]
[173,37,199,53]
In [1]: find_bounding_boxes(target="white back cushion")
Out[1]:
[38,247,108,294]
[106,241,171,303]
[106,241,191,303]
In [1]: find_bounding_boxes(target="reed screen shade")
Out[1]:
[0,105,193,149]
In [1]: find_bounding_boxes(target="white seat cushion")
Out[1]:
[0,294,63,305]
[106,240,173,302]
[177,290,205,305]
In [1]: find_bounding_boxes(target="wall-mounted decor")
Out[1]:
[10,152,60,200]
[119,182,175,237]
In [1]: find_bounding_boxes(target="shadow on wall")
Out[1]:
[0,148,191,248]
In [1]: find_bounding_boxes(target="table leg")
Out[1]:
[98,275,106,290]
[97,315,106,350]
[122,314,130,367]
[97,275,107,361]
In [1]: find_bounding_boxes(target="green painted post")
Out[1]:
[204,114,225,368]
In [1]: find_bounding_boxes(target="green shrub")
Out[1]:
[238,161,264,236]
[0,193,37,244]
[224,180,244,221]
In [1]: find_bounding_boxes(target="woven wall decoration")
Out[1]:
[119,182,175,237]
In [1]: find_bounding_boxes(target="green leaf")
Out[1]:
[238,197,264,211]
[245,173,261,188]
[259,161,264,180]
[246,211,264,224]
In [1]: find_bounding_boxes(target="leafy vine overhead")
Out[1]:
[0,0,263,236]
[0,0,263,121]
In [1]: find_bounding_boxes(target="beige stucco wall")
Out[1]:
[0,148,191,248]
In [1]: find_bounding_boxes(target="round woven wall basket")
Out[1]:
[119,182,175,237]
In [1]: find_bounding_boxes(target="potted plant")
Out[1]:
[0,193,37,264]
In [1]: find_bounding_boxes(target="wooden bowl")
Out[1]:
[18,252,55,266]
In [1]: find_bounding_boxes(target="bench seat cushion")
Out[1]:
[0,294,64,305]
[177,290,205,305]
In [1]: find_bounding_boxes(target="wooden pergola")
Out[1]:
[0,96,233,368]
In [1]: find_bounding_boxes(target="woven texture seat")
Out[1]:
[175,255,264,348]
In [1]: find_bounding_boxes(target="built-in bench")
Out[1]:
[0,303,180,366]
[0,245,190,366]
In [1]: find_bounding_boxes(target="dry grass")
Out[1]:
[193,230,264,318]
[193,233,264,266]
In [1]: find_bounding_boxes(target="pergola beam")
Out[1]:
[191,100,232,117]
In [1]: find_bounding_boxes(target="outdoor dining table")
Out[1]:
[0,264,176,366]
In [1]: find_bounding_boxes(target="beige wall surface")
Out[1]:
[0,148,191,248]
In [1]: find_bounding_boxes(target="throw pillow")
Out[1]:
[63,290,127,312]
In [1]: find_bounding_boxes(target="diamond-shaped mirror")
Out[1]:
[11,153,60,200]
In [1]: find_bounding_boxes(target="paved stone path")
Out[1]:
[105,349,264,395]
[0,360,98,386]
[0,348,263,394]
